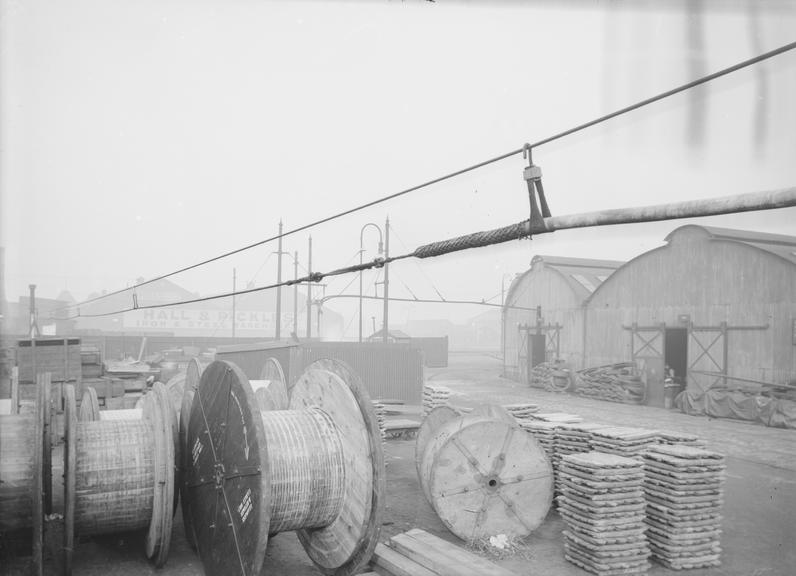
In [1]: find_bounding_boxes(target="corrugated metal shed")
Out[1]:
[585,224,796,390]
[502,255,624,379]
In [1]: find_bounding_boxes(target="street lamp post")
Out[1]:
[358,223,383,342]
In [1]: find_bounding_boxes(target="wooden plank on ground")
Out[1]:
[403,529,519,576]
[372,543,437,576]
[389,533,484,576]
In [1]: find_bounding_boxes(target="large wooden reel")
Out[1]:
[63,381,176,575]
[182,358,384,576]
[416,405,554,542]
[0,372,50,574]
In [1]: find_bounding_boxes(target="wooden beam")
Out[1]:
[372,543,437,576]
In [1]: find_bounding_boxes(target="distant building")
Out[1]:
[502,226,796,395]
[71,277,343,339]
[502,255,623,380]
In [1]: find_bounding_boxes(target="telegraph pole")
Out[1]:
[293,251,299,336]
[306,236,312,339]
[232,268,236,338]
[275,219,283,340]
[382,217,390,343]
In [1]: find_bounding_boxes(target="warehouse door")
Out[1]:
[518,324,551,385]
[664,328,688,381]
[630,324,665,406]
[545,324,561,361]
[688,324,727,393]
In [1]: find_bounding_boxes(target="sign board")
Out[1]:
[123,308,277,333]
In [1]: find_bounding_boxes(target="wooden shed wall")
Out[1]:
[585,227,796,382]
[503,266,586,378]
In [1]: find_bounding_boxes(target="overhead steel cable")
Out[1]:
[56,39,796,315]
[63,187,796,320]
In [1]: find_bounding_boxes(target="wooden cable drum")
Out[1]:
[79,387,143,421]
[182,358,385,576]
[415,404,554,542]
[62,381,176,575]
[165,372,187,416]
[0,372,50,574]
[178,356,286,550]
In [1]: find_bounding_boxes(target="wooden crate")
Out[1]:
[17,338,82,384]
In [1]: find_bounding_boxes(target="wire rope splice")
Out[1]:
[522,144,551,239]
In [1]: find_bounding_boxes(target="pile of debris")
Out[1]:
[574,363,645,404]
[558,452,651,576]
[643,445,725,570]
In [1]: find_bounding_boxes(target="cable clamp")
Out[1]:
[372,257,386,269]
[308,272,323,283]
[522,144,550,239]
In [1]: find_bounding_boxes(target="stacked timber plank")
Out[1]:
[422,385,451,417]
[372,529,520,576]
[643,445,725,570]
[590,427,658,460]
[558,452,650,576]
[575,363,644,404]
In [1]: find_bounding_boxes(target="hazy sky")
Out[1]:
[2,0,795,335]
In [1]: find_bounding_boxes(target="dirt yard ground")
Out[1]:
[4,352,795,576]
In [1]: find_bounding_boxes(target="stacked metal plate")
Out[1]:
[558,452,650,576]
[532,412,584,424]
[422,385,451,417]
[590,427,659,460]
[519,420,559,460]
[643,445,725,570]
[656,430,705,448]
[502,402,539,423]
[557,423,611,458]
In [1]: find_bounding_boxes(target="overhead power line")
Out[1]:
[56,39,796,315]
[63,187,796,320]
[321,293,535,312]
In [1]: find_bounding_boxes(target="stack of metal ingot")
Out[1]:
[656,430,706,448]
[590,427,658,460]
[422,385,451,417]
[558,452,651,576]
[643,445,725,570]
[502,402,539,424]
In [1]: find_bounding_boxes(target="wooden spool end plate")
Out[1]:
[31,375,47,576]
[291,358,385,576]
[256,357,289,411]
[415,405,460,484]
[143,381,176,567]
[78,387,100,422]
[63,383,77,576]
[179,357,208,551]
[184,360,271,576]
[420,409,554,542]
